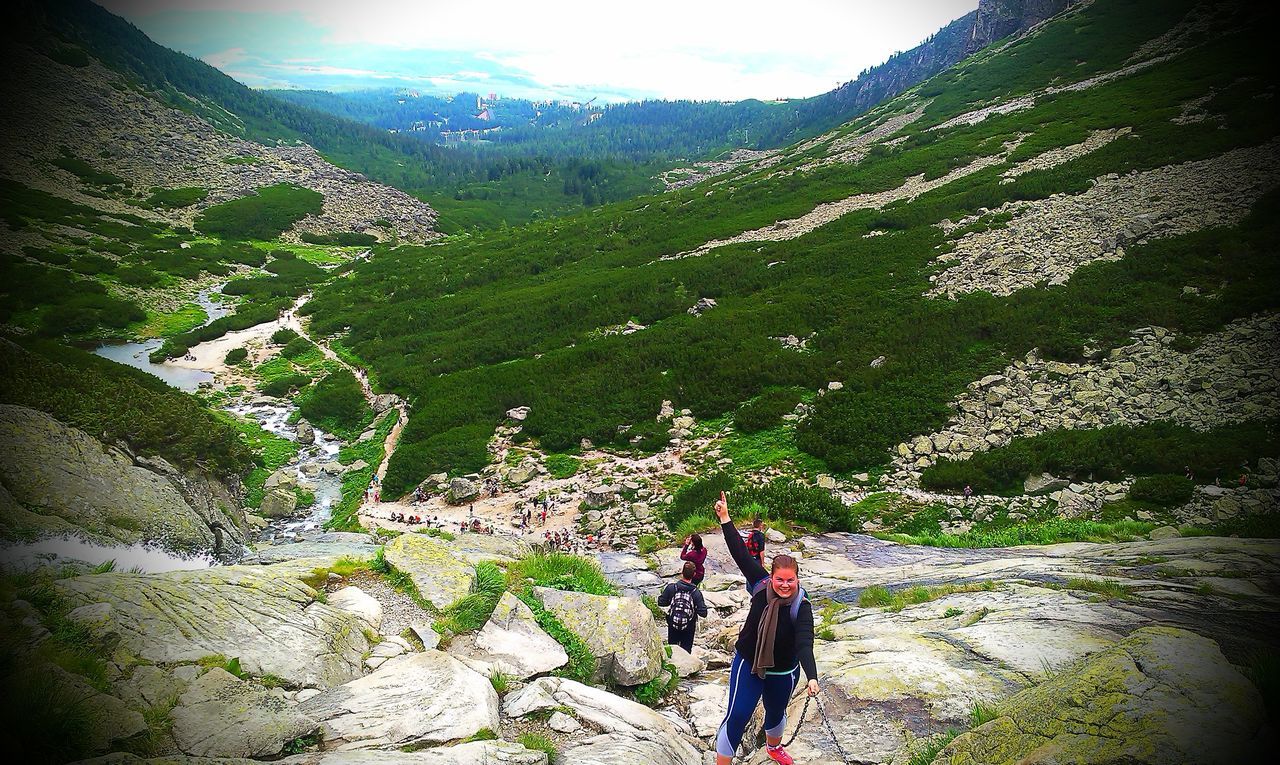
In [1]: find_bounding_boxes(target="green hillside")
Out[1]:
[306,0,1280,497]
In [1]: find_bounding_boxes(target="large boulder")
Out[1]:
[249,539,379,566]
[934,627,1267,765]
[505,677,699,764]
[448,477,479,503]
[505,458,539,485]
[299,651,499,749]
[532,587,663,685]
[472,592,567,679]
[583,485,618,510]
[0,404,245,553]
[1023,472,1069,495]
[383,532,530,609]
[296,420,315,445]
[279,740,548,764]
[327,586,383,630]
[260,487,299,519]
[55,566,369,689]
[172,668,317,758]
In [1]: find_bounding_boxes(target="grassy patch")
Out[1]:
[877,518,1155,548]
[632,662,679,706]
[858,581,996,612]
[194,183,323,240]
[517,732,558,762]
[434,562,506,638]
[326,410,398,531]
[507,552,619,596]
[544,453,582,479]
[1056,578,1133,601]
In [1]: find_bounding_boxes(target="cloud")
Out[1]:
[99,0,979,101]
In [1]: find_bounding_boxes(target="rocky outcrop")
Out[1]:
[532,587,664,685]
[280,741,549,764]
[0,46,438,244]
[505,677,701,763]
[299,651,499,749]
[471,592,567,679]
[934,627,1267,765]
[967,0,1078,54]
[55,565,369,688]
[171,668,317,758]
[888,314,1280,481]
[382,532,529,609]
[0,404,246,556]
[928,141,1280,298]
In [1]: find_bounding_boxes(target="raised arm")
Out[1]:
[715,491,768,587]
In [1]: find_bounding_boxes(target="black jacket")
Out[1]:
[722,520,817,680]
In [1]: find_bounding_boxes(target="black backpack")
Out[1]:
[668,588,697,629]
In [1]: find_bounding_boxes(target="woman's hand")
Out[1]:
[806,679,819,697]
[714,491,730,523]
[683,536,691,547]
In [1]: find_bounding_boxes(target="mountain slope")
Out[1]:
[305,0,1280,503]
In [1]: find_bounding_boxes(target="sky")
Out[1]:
[99,1,978,102]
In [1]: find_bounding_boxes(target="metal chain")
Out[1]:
[816,695,857,765]
[738,690,861,764]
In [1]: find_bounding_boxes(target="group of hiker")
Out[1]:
[656,495,817,765]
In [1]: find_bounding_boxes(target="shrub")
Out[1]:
[508,552,619,596]
[734,388,803,433]
[271,327,300,345]
[544,453,581,479]
[297,369,371,438]
[1128,474,1194,507]
[224,347,248,365]
[259,373,311,398]
[194,183,324,240]
[144,187,208,209]
[300,231,378,246]
[637,534,660,555]
[280,336,314,359]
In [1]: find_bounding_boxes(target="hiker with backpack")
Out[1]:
[714,491,817,765]
[657,561,708,653]
[680,533,708,586]
[745,515,766,565]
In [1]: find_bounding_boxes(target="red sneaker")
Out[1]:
[766,744,794,765]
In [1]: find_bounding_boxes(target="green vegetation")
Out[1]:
[1057,578,1134,600]
[327,410,398,530]
[1,339,253,477]
[300,231,378,246]
[144,186,208,209]
[194,183,323,240]
[637,533,660,555]
[507,552,619,596]
[665,473,857,534]
[516,732,558,763]
[922,421,1278,495]
[133,303,207,338]
[858,581,996,612]
[876,517,1155,548]
[297,369,374,440]
[433,562,506,638]
[52,147,126,187]
[272,327,300,344]
[632,662,679,706]
[734,388,805,432]
[224,347,248,365]
[544,453,582,479]
[296,3,1280,495]
[1127,474,1195,507]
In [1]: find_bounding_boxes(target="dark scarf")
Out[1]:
[752,582,798,678]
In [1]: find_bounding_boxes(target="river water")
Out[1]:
[4,286,350,571]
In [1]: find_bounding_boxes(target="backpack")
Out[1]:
[745,529,765,558]
[668,588,697,630]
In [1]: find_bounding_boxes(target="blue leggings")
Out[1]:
[715,652,800,757]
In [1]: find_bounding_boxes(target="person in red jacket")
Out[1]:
[680,533,708,585]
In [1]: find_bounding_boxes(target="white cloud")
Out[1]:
[102,0,979,100]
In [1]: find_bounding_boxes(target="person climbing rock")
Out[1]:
[657,561,707,653]
[714,491,818,765]
[681,533,708,586]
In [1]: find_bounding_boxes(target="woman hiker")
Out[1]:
[713,491,818,765]
[680,532,708,586]
[657,561,708,653]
